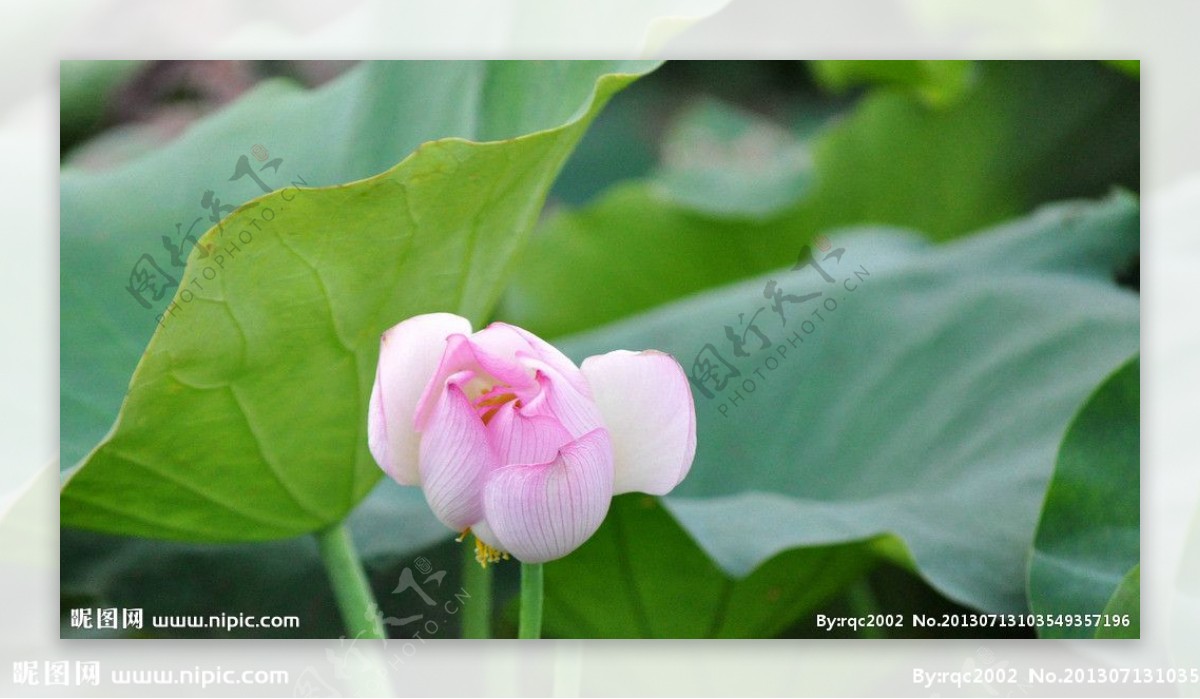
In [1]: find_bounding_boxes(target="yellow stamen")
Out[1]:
[476,390,518,426]
[475,391,517,408]
[456,527,510,567]
[473,535,510,568]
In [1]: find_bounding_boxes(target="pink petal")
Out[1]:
[481,428,614,563]
[471,323,537,361]
[520,361,605,439]
[492,322,592,394]
[486,402,574,466]
[369,312,472,485]
[580,350,697,496]
[418,373,499,532]
[414,332,536,431]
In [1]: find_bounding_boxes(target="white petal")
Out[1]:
[368,312,471,485]
[581,350,697,495]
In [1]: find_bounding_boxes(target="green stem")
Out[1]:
[315,523,386,640]
[846,576,885,639]
[462,543,493,638]
[518,562,544,639]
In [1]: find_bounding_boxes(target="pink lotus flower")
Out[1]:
[368,313,696,565]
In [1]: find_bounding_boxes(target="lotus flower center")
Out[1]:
[474,384,520,425]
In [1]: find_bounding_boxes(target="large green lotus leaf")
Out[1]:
[60,60,657,471]
[556,194,1139,613]
[811,60,976,106]
[60,61,657,541]
[807,60,1138,241]
[542,494,873,638]
[1029,357,1139,638]
[500,183,794,341]
[1094,565,1140,640]
[501,60,1139,340]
